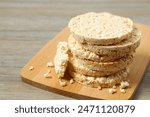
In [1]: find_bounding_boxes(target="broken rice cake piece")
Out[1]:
[54,41,69,78]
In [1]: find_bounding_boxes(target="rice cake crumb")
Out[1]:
[109,88,117,94]
[59,79,67,87]
[47,69,51,73]
[44,73,52,78]
[98,86,102,90]
[120,81,129,89]
[112,86,117,89]
[120,88,126,93]
[29,66,34,71]
[44,70,52,78]
[70,79,75,84]
[47,62,54,67]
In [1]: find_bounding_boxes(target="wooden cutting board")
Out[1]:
[21,23,150,100]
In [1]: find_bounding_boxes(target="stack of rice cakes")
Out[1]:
[67,12,141,88]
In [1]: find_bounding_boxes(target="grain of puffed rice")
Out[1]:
[59,79,67,87]
[47,62,54,67]
[109,88,117,94]
[44,70,52,78]
[70,79,75,84]
[112,86,117,89]
[120,88,126,93]
[120,81,129,89]
[29,66,34,71]
[98,86,102,90]
[44,73,52,78]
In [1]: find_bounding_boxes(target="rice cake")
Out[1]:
[54,42,69,78]
[68,34,135,62]
[69,55,133,72]
[69,27,141,55]
[68,68,129,88]
[68,12,133,45]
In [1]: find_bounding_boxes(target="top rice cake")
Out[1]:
[68,12,133,45]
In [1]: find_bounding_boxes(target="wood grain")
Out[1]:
[0,0,150,99]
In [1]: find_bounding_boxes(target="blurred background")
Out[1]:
[0,0,150,99]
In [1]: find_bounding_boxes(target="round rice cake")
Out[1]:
[68,34,135,62]
[68,61,118,77]
[69,55,132,73]
[68,12,133,45]
[68,27,141,55]
[69,55,133,72]
[68,68,129,88]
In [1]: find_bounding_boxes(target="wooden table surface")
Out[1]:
[0,0,150,100]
